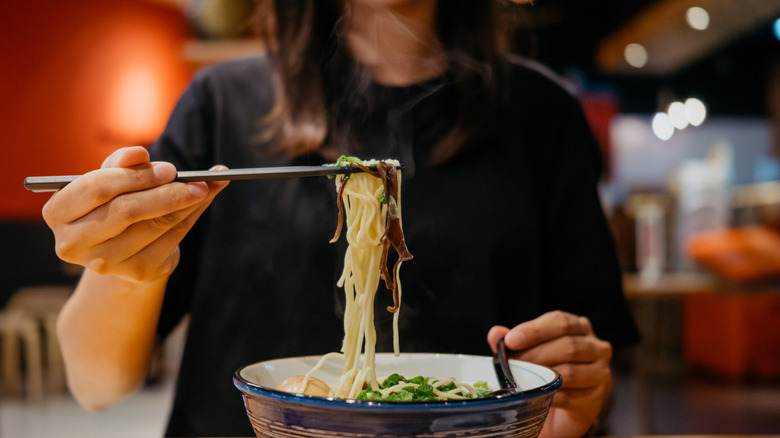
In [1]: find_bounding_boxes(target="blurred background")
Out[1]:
[1,0,780,436]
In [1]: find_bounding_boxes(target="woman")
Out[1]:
[44,0,639,436]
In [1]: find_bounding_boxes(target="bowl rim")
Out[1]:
[233,352,562,410]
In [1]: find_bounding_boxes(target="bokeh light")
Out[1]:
[774,17,780,41]
[684,97,707,126]
[652,112,675,141]
[667,101,689,130]
[686,7,710,31]
[624,43,648,68]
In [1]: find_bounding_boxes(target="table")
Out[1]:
[220,435,780,438]
[622,272,780,434]
[623,272,722,299]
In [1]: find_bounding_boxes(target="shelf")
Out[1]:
[183,39,265,65]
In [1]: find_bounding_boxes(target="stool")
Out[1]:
[0,309,44,403]
[4,285,72,398]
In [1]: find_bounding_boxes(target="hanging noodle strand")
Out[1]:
[293,158,489,400]
[301,158,411,398]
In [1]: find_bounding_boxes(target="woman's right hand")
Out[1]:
[42,146,230,283]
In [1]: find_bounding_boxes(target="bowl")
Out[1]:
[234,352,561,438]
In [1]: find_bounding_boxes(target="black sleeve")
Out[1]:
[148,72,215,340]
[150,69,216,171]
[538,86,640,347]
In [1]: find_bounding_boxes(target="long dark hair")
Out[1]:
[255,0,519,164]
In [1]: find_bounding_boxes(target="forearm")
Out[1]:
[57,269,169,411]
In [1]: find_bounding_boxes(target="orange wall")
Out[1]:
[0,0,196,220]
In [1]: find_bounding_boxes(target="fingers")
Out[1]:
[77,179,207,238]
[76,177,227,282]
[52,180,208,260]
[494,311,613,438]
[509,333,612,368]
[545,355,611,388]
[487,325,510,352]
[44,147,154,225]
[491,311,612,388]
[127,178,228,281]
[43,151,231,283]
[107,178,226,261]
[91,190,216,280]
[48,146,179,223]
[80,196,203,270]
[503,311,593,351]
[45,162,179,224]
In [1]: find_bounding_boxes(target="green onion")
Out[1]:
[356,387,382,400]
[357,375,492,402]
[436,381,457,392]
[415,383,434,399]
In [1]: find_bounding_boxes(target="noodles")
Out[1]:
[287,157,489,401]
[293,157,411,398]
[328,157,411,398]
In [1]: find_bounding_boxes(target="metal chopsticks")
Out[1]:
[24,165,380,192]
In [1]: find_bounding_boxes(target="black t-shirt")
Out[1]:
[149,56,640,437]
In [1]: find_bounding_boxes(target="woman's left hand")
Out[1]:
[488,310,613,438]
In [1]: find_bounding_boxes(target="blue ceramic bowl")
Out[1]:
[234,353,561,438]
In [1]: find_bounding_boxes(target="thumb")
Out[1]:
[487,325,510,353]
[102,146,151,169]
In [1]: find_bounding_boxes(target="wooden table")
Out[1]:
[221,435,780,438]
[621,272,720,433]
[623,272,722,299]
[622,272,780,435]
[623,271,780,298]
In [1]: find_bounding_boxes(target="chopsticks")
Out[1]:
[24,165,385,193]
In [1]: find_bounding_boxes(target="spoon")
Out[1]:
[487,336,521,398]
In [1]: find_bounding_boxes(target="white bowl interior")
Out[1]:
[240,353,557,394]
